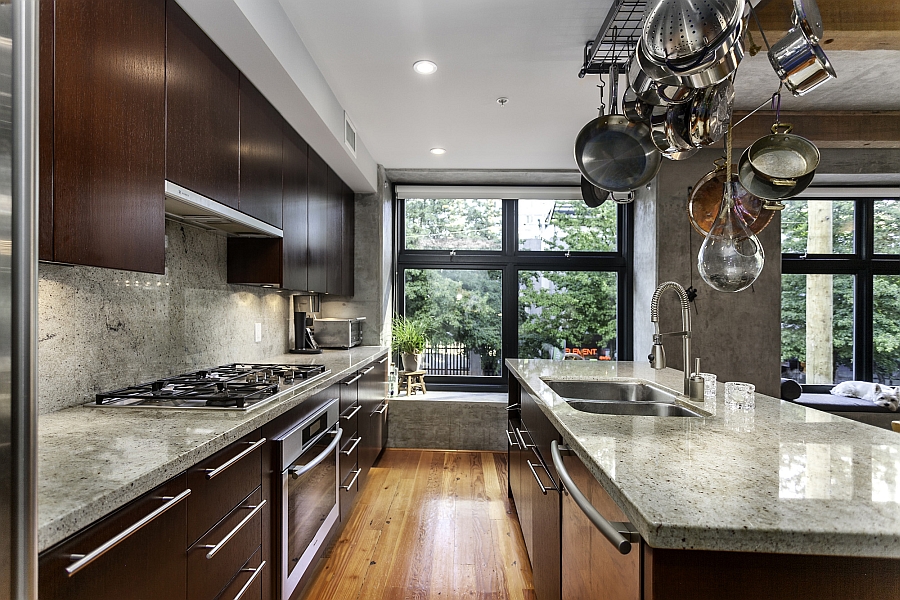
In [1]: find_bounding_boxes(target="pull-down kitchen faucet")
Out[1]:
[649,282,705,401]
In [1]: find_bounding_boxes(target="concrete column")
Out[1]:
[806,200,834,383]
[320,165,394,346]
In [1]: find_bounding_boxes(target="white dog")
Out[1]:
[831,381,899,412]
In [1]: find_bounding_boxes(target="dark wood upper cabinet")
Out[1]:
[307,148,328,293]
[38,0,54,261]
[165,0,240,209]
[239,75,283,228]
[326,167,343,294]
[282,128,309,292]
[50,0,166,274]
[341,181,355,296]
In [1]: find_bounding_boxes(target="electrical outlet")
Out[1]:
[255,323,262,343]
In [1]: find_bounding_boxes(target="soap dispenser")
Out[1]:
[689,358,705,401]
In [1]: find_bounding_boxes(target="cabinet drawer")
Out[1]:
[340,462,361,523]
[339,401,360,436]
[188,431,264,544]
[39,475,188,600]
[340,432,360,479]
[188,487,264,600]
[216,546,264,600]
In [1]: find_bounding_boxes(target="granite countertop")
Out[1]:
[507,359,900,559]
[38,346,389,552]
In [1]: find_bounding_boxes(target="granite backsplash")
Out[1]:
[38,220,291,414]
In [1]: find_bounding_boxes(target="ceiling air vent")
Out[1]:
[344,111,357,157]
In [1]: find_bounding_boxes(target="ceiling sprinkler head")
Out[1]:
[496,97,509,107]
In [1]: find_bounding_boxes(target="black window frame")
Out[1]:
[394,191,634,391]
[782,196,900,385]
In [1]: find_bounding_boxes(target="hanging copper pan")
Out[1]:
[688,162,774,236]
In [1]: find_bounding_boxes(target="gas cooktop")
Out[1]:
[92,363,330,411]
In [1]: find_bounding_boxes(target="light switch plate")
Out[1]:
[254,323,262,343]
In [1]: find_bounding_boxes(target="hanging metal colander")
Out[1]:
[642,0,744,70]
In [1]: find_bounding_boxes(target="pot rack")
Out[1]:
[578,0,647,78]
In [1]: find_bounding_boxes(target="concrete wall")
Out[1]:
[320,165,393,346]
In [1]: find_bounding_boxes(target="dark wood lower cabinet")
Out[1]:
[39,475,188,600]
[358,356,389,486]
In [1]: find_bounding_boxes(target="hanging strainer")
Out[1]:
[642,0,744,69]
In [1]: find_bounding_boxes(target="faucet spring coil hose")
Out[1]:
[650,281,692,321]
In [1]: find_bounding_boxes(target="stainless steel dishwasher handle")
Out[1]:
[66,489,192,576]
[342,373,363,386]
[289,427,343,479]
[234,560,266,600]
[205,438,267,480]
[341,405,361,420]
[550,440,638,555]
[199,499,267,559]
[526,459,558,495]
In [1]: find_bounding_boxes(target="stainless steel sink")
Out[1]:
[543,379,705,418]
[566,400,703,418]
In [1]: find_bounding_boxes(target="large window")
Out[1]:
[397,190,632,388]
[781,194,900,385]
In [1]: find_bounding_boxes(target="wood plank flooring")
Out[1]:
[300,449,535,600]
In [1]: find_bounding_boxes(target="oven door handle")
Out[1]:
[288,427,343,480]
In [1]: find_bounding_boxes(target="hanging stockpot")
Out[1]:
[575,65,661,192]
[767,0,836,96]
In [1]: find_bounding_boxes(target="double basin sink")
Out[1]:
[543,379,706,418]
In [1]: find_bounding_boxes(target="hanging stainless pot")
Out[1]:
[767,25,836,97]
[688,161,773,236]
[631,45,696,105]
[791,0,825,43]
[650,103,697,160]
[575,66,662,192]
[746,123,820,185]
[623,87,653,123]
[688,78,735,147]
[737,147,816,200]
[580,175,609,207]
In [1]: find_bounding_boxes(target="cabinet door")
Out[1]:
[357,358,387,483]
[562,453,640,600]
[282,128,309,292]
[39,475,188,600]
[306,148,328,293]
[38,0,54,261]
[326,167,343,294]
[52,0,166,273]
[239,75,283,228]
[341,181,355,296]
[165,0,240,209]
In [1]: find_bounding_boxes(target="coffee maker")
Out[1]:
[289,294,322,354]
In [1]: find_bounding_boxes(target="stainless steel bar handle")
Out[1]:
[341,373,363,386]
[340,436,361,455]
[200,499,267,560]
[233,560,266,600]
[289,427,343,479]
[506,429,519,448]
[506,403,521,411]
[515,428,535,449]
[377,356,389,364]
[550,440,635,555]
[341,405,361,420]
[66,489,192,576]
[340,468,362,490]
[360,366,376,374]
[205,438,267,480]
[372,402,388,415]
[526,460,558,495]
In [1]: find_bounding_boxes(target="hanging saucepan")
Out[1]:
[746,122,819,186]
[630,46,696,106]
[791,0,825,43]
[623,87,653,123]
[768,26,835,96]
[580,175,609,208]
[737,147,815,200]
[687,78,735,147]
[650,103,698,161]
[689,161,773,236]
[575,66,662,192]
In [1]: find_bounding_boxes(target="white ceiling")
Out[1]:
[276,0,898,172]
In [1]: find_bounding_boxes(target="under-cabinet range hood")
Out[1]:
[164,181,283,238]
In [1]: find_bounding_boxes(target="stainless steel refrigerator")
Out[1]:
[1,0,39,599]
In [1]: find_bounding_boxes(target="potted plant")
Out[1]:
[392,316,428,372]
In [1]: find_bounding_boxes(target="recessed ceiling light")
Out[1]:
[430,148,446,155]
[413,60,437,75]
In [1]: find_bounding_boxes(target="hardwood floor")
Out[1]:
[300,449,535,600]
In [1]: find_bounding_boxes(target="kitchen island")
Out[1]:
[37,345,388,552]
[508,359,900,599]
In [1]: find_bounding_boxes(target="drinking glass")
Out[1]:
[724,381,755,409]
[699,373,717,401]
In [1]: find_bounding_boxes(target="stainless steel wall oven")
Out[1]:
[274,398,341,600]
